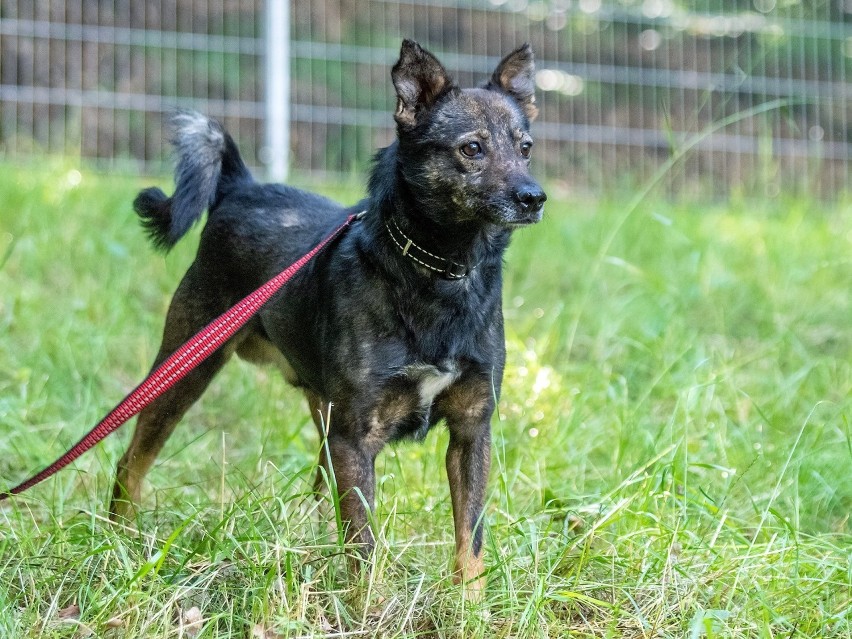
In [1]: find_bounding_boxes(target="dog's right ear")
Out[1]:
[392,40,453,129]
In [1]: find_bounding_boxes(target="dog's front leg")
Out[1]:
[324,434,377,552]
[306,392,377,549]
[446,417,491,599]
[442,381,494,601]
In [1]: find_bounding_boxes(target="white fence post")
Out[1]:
[265,0,290,182]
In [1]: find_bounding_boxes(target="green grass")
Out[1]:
[0,161,850,638]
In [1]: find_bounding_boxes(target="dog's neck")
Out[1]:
[366,144,511,280]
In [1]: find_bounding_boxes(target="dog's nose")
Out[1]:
[515,186,547,211]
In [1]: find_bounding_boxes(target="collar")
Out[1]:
[384,216,477,280]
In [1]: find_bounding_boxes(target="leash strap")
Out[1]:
[0,213,359,502]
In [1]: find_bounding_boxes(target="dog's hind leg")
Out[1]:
[109,268,238,521]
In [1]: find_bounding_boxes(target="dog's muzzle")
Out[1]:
[510,182,547,224]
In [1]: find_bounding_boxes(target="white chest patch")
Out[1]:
[405,363,460,406]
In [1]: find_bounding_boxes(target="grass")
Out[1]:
[0,160,850,638]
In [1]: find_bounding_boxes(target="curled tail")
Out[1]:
[135,110,252,251]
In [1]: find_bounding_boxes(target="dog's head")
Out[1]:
[391,40,546,228]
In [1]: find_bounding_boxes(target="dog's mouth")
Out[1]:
[511,209,544,226]
[491,204,544,228]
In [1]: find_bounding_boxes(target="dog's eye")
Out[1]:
[520,141,533,159]
[460,141,482,158]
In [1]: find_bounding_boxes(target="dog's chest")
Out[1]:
[404,363,459,407]
[377,363,459,442]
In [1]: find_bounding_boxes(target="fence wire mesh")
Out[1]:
[1,0,849,196]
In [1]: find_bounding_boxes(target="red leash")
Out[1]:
[0,213,359,502]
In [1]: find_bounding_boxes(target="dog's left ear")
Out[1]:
[486,44,538,122]
[392,40,453,129]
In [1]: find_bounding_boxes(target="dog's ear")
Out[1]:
[486,44,538,121]
[392,40,453,128]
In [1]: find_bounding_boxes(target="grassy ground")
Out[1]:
[0,161,850,638]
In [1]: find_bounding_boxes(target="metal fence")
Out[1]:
[1,0,849,196]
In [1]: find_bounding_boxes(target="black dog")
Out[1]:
[111,40,545,597]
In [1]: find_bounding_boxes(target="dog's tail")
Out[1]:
[135,110,253,251]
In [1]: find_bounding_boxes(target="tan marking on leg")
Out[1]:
[111,447,158,521]
[453,527,486,601]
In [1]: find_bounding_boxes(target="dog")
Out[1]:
[110,39,546,597]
